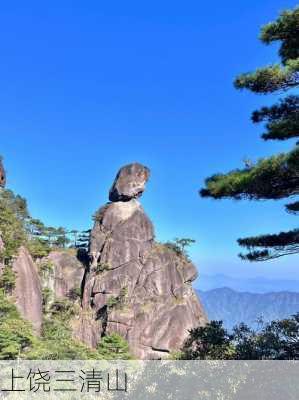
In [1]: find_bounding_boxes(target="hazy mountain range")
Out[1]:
[196,274,299,293]
[197,288,299,330]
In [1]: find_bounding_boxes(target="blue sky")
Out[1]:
[1,0,298,287]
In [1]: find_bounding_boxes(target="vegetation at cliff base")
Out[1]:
[200,6,299,261]
[0,289,36,359]
[182,314,299,360]
[0,286,132,360]
[97,333,132,360]
[0,189,27,262]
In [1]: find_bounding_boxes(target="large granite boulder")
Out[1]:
[77,163,207,358]
[109,163,150,202]
[12,246,43,334]
[42,250,85,299]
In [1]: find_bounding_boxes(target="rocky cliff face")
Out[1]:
[41,250,85,299]
[77,163,207,358]
[0,160,206,358]
[12,246,43,334]
[0,160,6,188]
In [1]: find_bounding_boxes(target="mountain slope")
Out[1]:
[197,288,299,330]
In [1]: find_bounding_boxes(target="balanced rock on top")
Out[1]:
[109,163,150,202]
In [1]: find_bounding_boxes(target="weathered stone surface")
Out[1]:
[77,163,207,359]
[12,246,43,334]
[72,310,101,348]
[109,163,150,202]
[0,233,4,272]
[0,233,4,254]
[0,160,6,188]
[43,250,85,299]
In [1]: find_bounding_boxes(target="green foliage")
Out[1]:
[107,296,119,308]
[27,238,51,259]
[95,262,111,274]
[200,148,299,261]
[26,337,98,360]
[0,190,27,262]
[168,350,184,360]
[0,266,16,294]
[201,147,299,200]
[41,287,53,311]
[0,286,131,360]
[39,259,54,274]
[0,289,19,320]
[238,229,299,261]
[164,237,196,259]
[234,7,299,93]
[97,333,132,360]
[69,229,79,247]
[286,200,299,215]
[25,298,100,360]
[26,318,99,360]
[0,178,113,360]
[0,184,88,263]
[260,7,299,63]
[182,321,235,360]
[26,219,82,251]
[48,299,77,322]
[0,318,36,360]
[54,227,70,248]
[119,286,128,300]
[107,288,128,309]
[181,314,299,360]
[26,218,46,237]
[0,189,29,220]
[200,6,299,262]
[0,290,36,360]
[234,61,299,93]
[74,229,91,250]
[251,95,299,141]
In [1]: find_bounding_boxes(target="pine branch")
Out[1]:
[251,95,299,140]
[200,147,299,200]
[285,200,299,215]
[234,61,299,94]
[238,229,299,261]
[260,7,299,64]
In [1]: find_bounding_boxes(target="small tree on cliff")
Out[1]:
[97,333,132,360]
[0,190,27,262]
[200,7,299,261]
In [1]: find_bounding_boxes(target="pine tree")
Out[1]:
[76,229,91,250]
[97,333,132,359]
[200,7,299,261]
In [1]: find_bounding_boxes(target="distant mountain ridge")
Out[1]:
[196,274,299,293]
[197,287,299,330]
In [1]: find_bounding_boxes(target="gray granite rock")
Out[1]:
[76,163,207,359]
[12,246,43,334]
[44,250,85,299]
[109,163,150,202]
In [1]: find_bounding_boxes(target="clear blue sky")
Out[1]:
[1,0,298,285]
